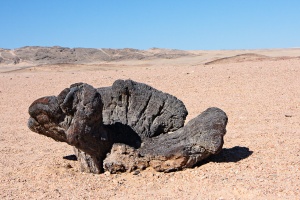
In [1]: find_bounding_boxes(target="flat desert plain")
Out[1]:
[0,49,300,199]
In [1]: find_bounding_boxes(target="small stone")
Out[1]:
[133,170,140,175]
[65,164,72,169]
[104,171,110,176]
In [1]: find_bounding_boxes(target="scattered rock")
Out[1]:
[64,164,73,169]
[132,170,140,175]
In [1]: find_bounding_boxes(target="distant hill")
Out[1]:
[204,53,293,65]
[1,47,300,70]
[0,46,193,65]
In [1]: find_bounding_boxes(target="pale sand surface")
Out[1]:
[0,50,300,199]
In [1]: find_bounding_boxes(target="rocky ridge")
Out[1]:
[0,46,193,65]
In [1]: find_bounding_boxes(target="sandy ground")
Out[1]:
[0,51,300,199]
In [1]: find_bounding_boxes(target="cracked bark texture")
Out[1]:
[28,79,228,174]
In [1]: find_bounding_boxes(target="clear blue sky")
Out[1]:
[1,0,300,50]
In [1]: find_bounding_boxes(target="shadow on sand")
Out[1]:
[197,146,253,166]
[63,154,77,161]
[63,146,253,168]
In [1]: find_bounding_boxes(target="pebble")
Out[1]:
[133,170,140,175]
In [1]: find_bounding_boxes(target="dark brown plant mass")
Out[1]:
[28,79,228,174]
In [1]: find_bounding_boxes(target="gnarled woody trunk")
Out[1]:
[28,79,228,173]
